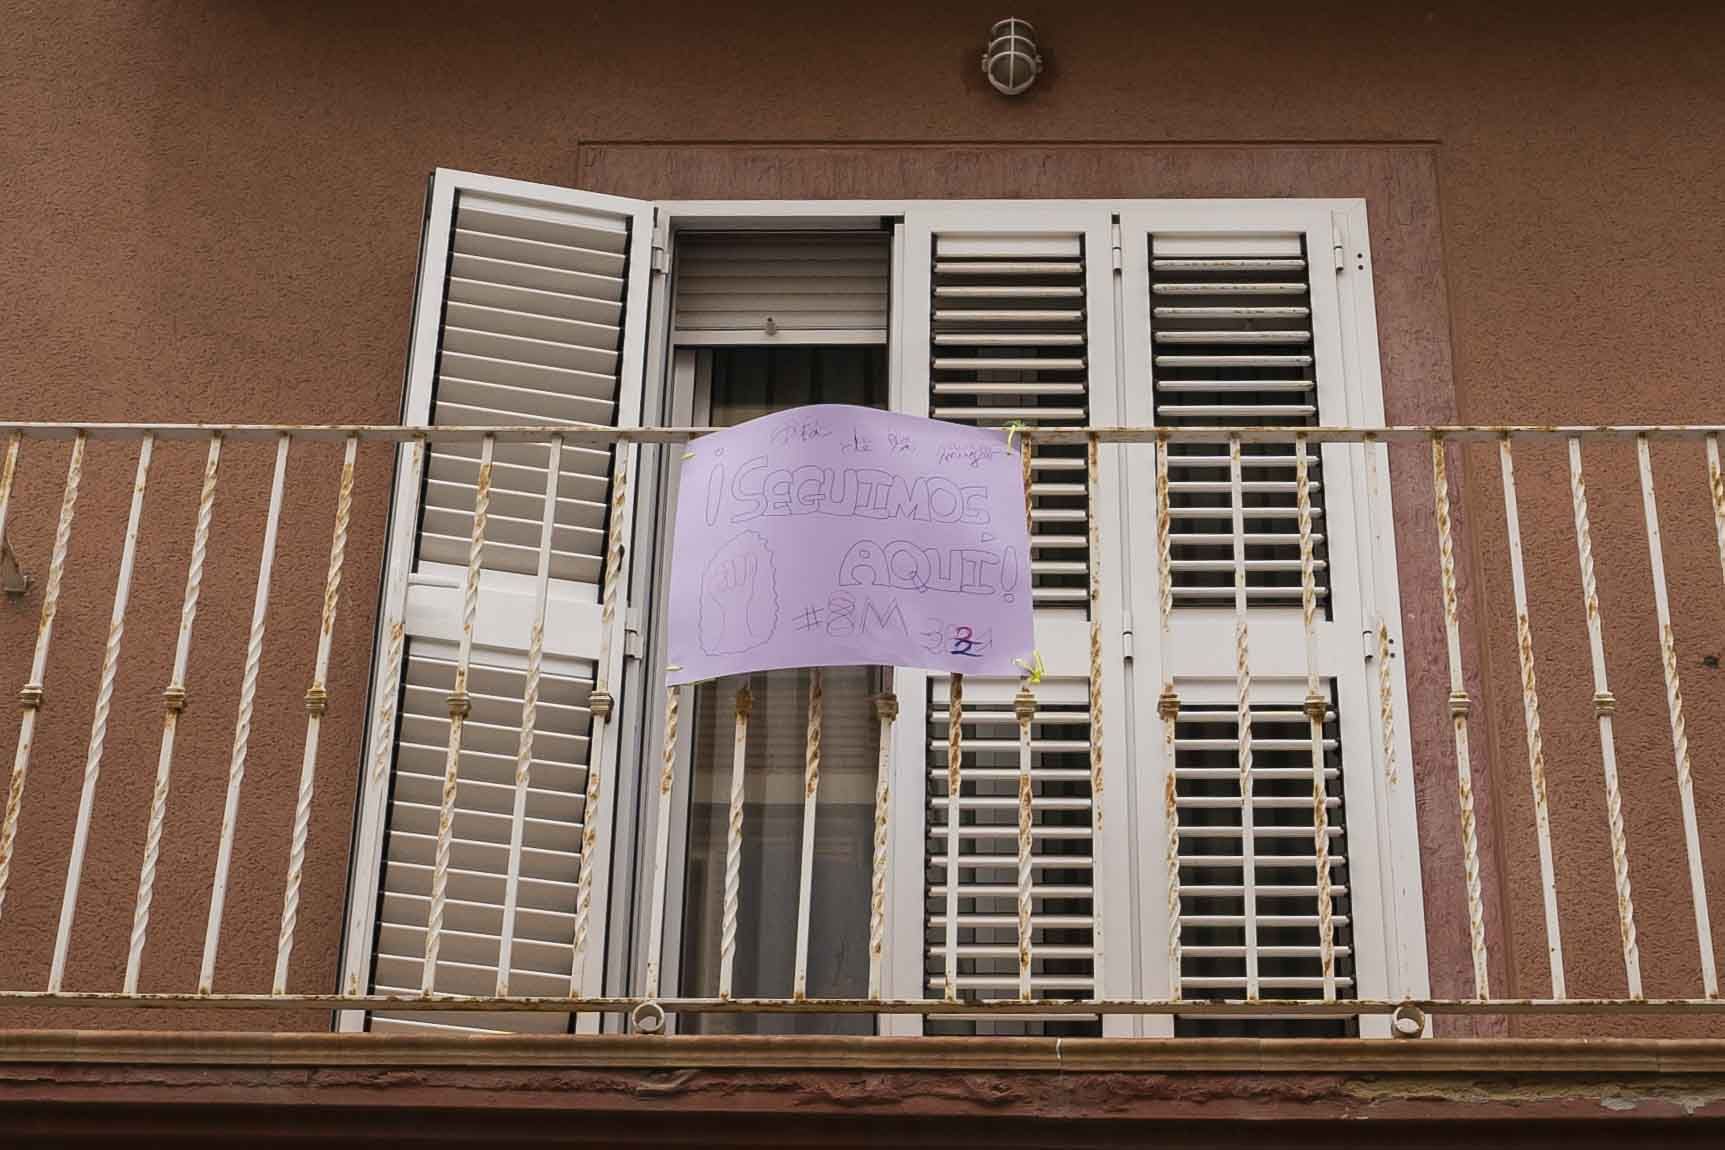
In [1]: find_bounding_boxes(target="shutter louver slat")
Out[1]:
[1150,233,1330,612]
[672,233,890,341]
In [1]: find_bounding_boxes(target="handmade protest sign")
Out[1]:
[666,405,1034,685]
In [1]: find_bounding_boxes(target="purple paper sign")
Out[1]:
[666,405,1034,685]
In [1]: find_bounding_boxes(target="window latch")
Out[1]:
[624,607,644,661]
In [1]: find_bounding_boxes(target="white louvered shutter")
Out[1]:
[1119,203,1403,1036]
[347,171,655,1035]
[896,207,1133,1033]
[671,233,890,344]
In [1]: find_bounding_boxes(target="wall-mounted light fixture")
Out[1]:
[982,18,1041,96]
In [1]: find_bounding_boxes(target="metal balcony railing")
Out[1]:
[2,421,1725,1034]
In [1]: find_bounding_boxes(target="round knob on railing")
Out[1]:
[630,1000,667,1035]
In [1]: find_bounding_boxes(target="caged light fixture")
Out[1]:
[982,18,1042,96]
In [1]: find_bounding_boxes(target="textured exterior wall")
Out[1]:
[2,0,1724,1042]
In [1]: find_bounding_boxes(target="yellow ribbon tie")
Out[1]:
[1013,650,1046,685]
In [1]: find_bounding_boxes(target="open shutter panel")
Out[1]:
[1121,209,1382,1034]
[363,173,655,1035]
[901,211,1128,1029]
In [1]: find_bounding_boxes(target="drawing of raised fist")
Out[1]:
[699,531,779,655]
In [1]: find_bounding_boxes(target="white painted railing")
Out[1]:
[2,421,1724,1035]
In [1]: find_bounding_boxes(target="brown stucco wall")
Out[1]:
[2,0,1725,1041]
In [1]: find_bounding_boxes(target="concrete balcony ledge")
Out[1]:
[3,1031,1725,1144]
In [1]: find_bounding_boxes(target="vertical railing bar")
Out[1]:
[1710,435,1725,609]
[199,431,289,994]
[1230,436,1259,1000]
[1432,436,1490,999]
[1155,436,1182,1001]
[1295,435,1336,1003]
[944,672,963,1003]
[126,432,221,993]
[643,684,682,1002]
[423,433,493,995]
[1014,430,1039,1004]
[1568,438,1642,998]
[571,447,631,998]
[1498,436,1567,1000]
[1015,681,1035,1003]
[0,432,19,566]
[272,434,358,995]
[48,433,154,992]
[719,684,751,1001]
[350,435,425,998]
[1084,432,1105,997]
[0,432,85,929]
[1637,433,1718,998]
[868,689,897,1001]
[792,669,823,1001]
[495,434,562,997]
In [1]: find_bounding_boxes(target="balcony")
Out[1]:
[3,419,1725,1120]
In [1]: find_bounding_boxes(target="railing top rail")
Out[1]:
[2,422,1724,446]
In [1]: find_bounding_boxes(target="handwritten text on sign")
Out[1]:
[666,405,1035,685]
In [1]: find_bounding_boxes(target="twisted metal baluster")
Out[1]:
[274,434,358,995]
[643,684,682,1001]
[200,432,290,994]
[1295,436,1336,1002]
[1637,434,1717,998]
[423,433,492,995]
[792,669,823,1001]
[719,685,751,1000]
[1084,433,1105,990]
[1432,436,1490,998]
[1015,431,1039,1002]
[867,690,897,1001]
[348,436,425,996]
[1498,436,1566,999]
[0,433,86,930]
[126,432,221,993]
[50,434,152,991]
[1568,438,1641,997]
[1155,437,1182,1000]
[496,435,563,997]
[570,449,631,997]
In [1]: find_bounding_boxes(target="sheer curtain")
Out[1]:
[678,347,886,1035]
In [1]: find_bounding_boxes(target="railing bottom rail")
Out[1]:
[0,991,1719,1019]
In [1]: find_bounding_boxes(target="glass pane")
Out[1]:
[678,345,887,1034]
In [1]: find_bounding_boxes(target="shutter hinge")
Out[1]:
[1363,627,1398,659]
[1110,220,1123,272]
[625,606,645,660]
[1121,610,1134,660]
[650,215,670,276]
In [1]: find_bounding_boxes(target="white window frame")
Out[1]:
[342,185,1428,1039]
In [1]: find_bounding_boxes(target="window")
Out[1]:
[679,344,889,1035]
[340,172,1427,1040]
